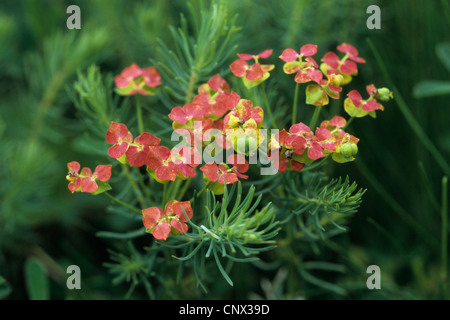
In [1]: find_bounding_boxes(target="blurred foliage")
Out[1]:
[0,0,448,300]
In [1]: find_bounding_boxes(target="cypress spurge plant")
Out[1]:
[67,1,393,296]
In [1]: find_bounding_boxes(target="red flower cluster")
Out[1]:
[344,84,393,118]
[279,44,319,83]
[318,116,359,163]
[230,50,275,88]
[268,115,359,172]
[142,200,193,240]
[322,43,366,76]
[147,145,202,182]
[114,63,162,96]
[68,42,393,241]
[167,74,265,187]
[106,122,161,167]
[169,74,241,147]
[66,161,112,193]
[280,43,365,106]
[201,154,249,184]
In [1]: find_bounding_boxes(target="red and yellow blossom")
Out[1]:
[200,154,249,194]
[279,44,319,84]
[304,68,345,106]
[106,121,161,167]
[146,145,202,182]
[222,99,265,155]
[142,200,193,240]
[197,74,241,118]
[222,99,264,132]
[230,49,275,88]
[66,161,112,194]
[268,129,305,173]
[344,84,392,118]
[320,43,365,85]
[114,63,162,96]
[169,96,212,125]
[317,116,359,163]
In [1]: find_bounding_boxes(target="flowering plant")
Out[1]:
[66,4,394,296]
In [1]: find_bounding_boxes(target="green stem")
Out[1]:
[301,156,328,172]
[136,95,144,133]
[163,182,169,205]
[122,164,147,209]
[260,83,277,128]
[292,83,300,126]
[309,106,322,129]
[29,69,68,142]
[185,70,198,104]
[441,176,448,294]
[189,184,208,203]
[136,167,151,205]
[344,116,355,129]
[167,179,182,202]
[103,191,142,214]
[177,178,192,200]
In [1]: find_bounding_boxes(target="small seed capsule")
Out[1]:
[340,142,358,158]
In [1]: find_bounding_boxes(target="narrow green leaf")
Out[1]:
[297,264,347,296]
[24,258,50,300]
[213,248,233,286]
[413,80,450,98]
[96,228,146,239]
[436,42,450,72]
[172,242,205,261]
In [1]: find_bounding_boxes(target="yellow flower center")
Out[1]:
[66,170,79,182]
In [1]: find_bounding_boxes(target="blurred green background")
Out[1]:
[0,0,449,299]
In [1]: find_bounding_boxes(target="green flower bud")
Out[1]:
[376,87,393,102]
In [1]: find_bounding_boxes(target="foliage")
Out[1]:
[0,0,448,301]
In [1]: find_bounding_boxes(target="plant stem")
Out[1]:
[301,156,328,172]
[260,83,277,128]
[163,182,169,205]
[441,176,448,295]
[309,106,322,129]
[136,95,144,133]
[103,191,142,214]
[136,167,151,205]
[178,178,192,200]
[189,184,208,203]
[122,164,147,209]
[30,68,68,142]
[167,179,182,202]
[292,83,300,126]
[185,70,198,104]
[345,116,355,128]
